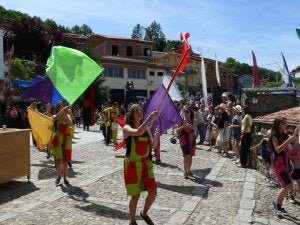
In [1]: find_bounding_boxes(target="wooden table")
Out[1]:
[0,129,30,184]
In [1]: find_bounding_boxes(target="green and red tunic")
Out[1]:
[124,135,156,196]
[51,119,72,162]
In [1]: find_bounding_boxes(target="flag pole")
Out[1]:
[157,34,191,111]
[156,49,190,112]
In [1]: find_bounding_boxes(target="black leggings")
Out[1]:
[240,133,251,166]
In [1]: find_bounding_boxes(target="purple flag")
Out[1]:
[281,52,293,87]
[21,77,64,106]
[144,85,182,135]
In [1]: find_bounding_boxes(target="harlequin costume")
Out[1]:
[124,135,156,196]
[51,119,72,163]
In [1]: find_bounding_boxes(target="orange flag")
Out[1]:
[166,33,191,92]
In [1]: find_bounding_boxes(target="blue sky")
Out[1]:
[1,0,300,73]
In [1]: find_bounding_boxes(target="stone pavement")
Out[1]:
[1,125,300,225]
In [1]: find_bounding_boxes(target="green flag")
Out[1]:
[46,46,104,105]
[297,28,300,39]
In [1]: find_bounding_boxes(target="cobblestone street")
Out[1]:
[1,125,300,225]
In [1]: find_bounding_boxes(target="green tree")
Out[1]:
[131,24,144,40]
[164,40,182,52]
[71,25,81,34]
[144,21,165,41]
[10,57,36,80]
[81,24,93,36]
[43,19,58,29]
[11,16,49,62]
[144,21,166,51]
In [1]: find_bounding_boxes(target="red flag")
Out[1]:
[7,44,14,79]
[252,50,260,87]
[115,116,126,127]
[114,139,126,152]
[166,33,191,92]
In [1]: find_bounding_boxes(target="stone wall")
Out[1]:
[241,87,298,118]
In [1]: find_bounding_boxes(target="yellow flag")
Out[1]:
[27,107,54,150]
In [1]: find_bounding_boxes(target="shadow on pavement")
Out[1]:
[157,181,208,196]
[38,168,57,180]
[278,213,300,224]
[75,202,129,220]
[68,168,83,178]
[0,181,39,205]
[33,160,84,180]
[60,184,89,202]
[155,162,181,170]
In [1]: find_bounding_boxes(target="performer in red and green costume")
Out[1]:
[122,104,159,225]
[51,102,73,186]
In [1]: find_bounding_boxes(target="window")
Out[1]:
[143,48,151,56]
[128,69,146,79]
[104,67,124,78]
[149,71,155,76]
[126,46,133,56]
[112,45,119,56]
[164,58,170,63]
[157,72,164,76]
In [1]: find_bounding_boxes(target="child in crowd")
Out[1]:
[286,126,300,204]
[251,130,272,183]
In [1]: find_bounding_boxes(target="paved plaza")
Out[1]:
[1,125,300,225]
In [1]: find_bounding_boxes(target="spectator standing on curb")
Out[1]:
[122,104,159,225]
[239,105,252,167]
[193,106,205,145]
[270,117,299,214]
[216,103,230,157]
[230,105,242,163]
[250,129,272,183]
[73,105,82,127]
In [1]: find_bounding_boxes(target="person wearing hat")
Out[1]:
[230,105,242,164]
[216,103,230,157]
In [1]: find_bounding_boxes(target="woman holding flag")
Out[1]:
[122,104,159,225]
[51,102,73,186]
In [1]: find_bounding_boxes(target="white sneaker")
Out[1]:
[231,156,237,161]
[234,159,240,164]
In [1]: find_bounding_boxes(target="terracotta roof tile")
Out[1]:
[253,106,300,126]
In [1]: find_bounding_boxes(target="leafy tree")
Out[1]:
[131,24,144,40]
[164,40,182,52]
[10,17,49,62]
[32,16,43,24]
[144,21,166,51]
[81,24,93,36]
[71,25,81,34]
[58,25,71,33]
[221,57,281,86]
[43,19,58,29]
[144,21,165,41]
[10,57,36,80]
[153,37,166,51]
